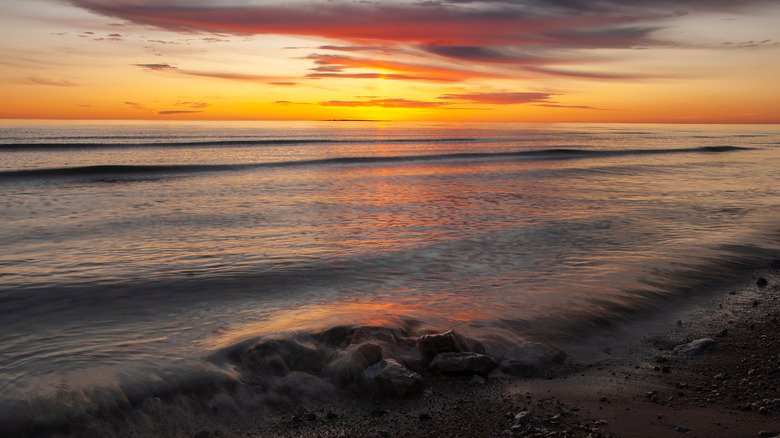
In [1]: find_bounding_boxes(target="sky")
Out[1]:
[1,0,779,123]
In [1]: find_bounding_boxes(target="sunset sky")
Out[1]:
[1,0,779,123]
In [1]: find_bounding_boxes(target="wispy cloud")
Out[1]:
[158,110,204,115]
[133,63,176,71]
[28,75,75,86]
[305,53,504,82]
[438,92,554,105]
[320,98,448,108]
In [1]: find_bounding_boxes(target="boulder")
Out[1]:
[500,343,566,377]
[323,343,383,386]
[417,330,485,356]
[430,352,497,375]
[360,359,424,397]
[673,338,716,356]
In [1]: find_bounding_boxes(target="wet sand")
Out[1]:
[192,267,780,438]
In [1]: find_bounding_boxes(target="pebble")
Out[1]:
[501,429,513,437]
[675,425,690,432]
[469,374,486,386]
[673,338,716,356]
[514,410,533,424]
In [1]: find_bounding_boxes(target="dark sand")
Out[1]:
[189,268,780,438]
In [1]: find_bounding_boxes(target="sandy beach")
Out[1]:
[179,266,780,438]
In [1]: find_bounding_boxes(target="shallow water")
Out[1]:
[1,120,780,433]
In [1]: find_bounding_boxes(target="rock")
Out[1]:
[417,330,485,356]
[673,338,716,356]
[501,429,513,437]
[500,343,567,377]
[192,429,213,438]
[514,410,533,424]
[430,352,497,375]
[238,338,326,377]
[675,425,689,432]
[345,326,399,345]
[324,343,383,386]
[469,375,486,386]
[756,277,769,288]
[360,359,424,397]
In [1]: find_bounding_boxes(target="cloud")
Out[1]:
[158,110,205,114]
[320,98,448,108]
[268,81,298,86]
[304,54,504,82]
[134,63,176,71]
[438,92,555,105]
[533,103,612,110]
[68,1,656,47]
[524,66,651,80]
[28,75,75,86]
[423,45,551,63]
[174,101,210,109]
[124,101,146,110]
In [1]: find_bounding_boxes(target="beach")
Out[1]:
[189,267,780,438]
[2,121,780,437]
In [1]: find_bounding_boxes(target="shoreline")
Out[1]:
[201,267,780,438]
[6,267,779,438]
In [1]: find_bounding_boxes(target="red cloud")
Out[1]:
[305,54,505,82]
[70,1,643,46]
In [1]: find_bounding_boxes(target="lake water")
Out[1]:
[1,120,779,435]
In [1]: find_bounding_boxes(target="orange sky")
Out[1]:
[1,0,779,123]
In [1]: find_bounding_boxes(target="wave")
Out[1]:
[0,137,479,150]
[0,145,750,182]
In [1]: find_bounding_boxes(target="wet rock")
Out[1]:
[672,338,716,356]
[500,343,567,377]
[469,375,486,386]
[360,359,424,397]
[239,338,326,377]
[345,326,399,345]
[324,343,383,386]
[417,330,485,356]
[430,352,497,375]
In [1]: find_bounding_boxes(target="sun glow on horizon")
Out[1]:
[1,0,779,123]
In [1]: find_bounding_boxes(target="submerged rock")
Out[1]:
[672,338,716,356]
[430,352,497,375]
[323,343,383,386]
[238,338,327,377]
[500,343,567,377]
[417,330,485,356]
[360,359,424,397]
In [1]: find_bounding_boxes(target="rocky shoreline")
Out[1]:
[14,268,777,438]
[194,268,780,438]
